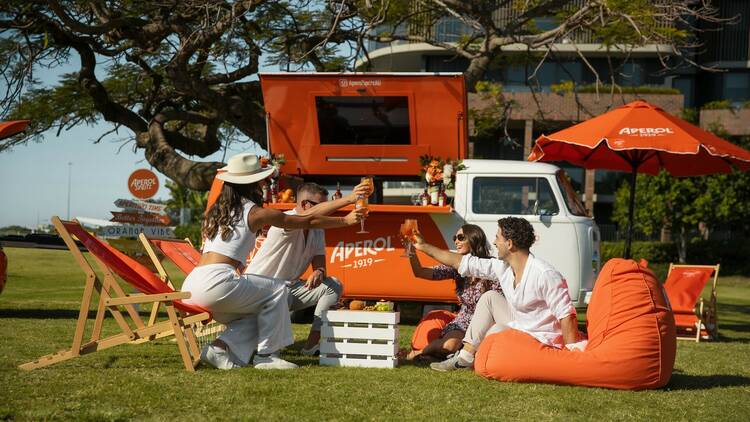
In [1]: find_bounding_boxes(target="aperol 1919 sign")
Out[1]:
[128,169,159,199]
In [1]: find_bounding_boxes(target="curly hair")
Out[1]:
[202,182,263,241]
[497,217,535,250]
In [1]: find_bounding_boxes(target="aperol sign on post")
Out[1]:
[128,169,159,199]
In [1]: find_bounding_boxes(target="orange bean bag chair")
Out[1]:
[410,310,457,351]
[474,258,677,390]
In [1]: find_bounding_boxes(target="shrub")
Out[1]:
[701,100,731,110]
[577,84,680,95]
[174,224,202,247]
[601,241,677,264]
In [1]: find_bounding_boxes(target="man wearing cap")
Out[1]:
[245,181,368,356]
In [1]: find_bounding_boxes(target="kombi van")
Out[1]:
[208,72,601,308]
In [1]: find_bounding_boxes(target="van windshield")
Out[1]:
[556,170,588,216]
[472,177,559,216]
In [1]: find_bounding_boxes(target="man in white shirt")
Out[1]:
[245,182,368,355]
[412,216,579,371]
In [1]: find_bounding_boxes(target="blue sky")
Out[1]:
[0,62,270,229]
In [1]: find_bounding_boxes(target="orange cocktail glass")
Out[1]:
[399,223,409,257]
[356,176,373,234]
[402,219,418,256]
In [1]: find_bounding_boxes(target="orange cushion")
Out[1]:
[474,258,677,390]
[410,310,456,351]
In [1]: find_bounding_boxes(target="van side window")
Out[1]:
[472,177,560,215]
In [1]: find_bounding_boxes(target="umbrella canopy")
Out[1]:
[0,120,30,141]
[528,100,750,258]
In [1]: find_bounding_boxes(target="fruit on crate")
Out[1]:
[349,300,366,310]
[374,301,394,312]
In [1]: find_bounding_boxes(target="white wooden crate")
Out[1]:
[319,310,399,368]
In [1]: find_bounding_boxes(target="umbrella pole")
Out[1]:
[624,167,637,260]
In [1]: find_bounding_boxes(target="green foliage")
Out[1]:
[601,241,677,264]
[680,108,699,124]
[165,179,207,245]
[548,81,680,96]
[701,100,732,110]
[576,84,680,95]
[468,81,517,144]
[0,225,32,236]
[164,180,208,224]
[550,80,574,95]
[582,0,688,47]
[173,224,202,248]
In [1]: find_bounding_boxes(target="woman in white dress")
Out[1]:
[182,153,365,370]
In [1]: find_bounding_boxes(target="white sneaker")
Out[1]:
[200,344,241,370]
[430,353,473,372]
[300,343,320,356]
[253,354,298,370]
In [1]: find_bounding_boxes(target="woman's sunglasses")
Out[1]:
[453,234,466,242]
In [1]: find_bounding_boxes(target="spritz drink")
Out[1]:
[401,219,418,256]
[356,176,373,234]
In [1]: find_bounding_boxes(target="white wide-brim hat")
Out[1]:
[216,153,275,184]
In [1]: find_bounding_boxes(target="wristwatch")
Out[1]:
[314,267,326,277]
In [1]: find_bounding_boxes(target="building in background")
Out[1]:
[359,0,750,233]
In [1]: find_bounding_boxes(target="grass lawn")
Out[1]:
[1,247,749,421]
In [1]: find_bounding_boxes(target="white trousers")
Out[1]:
[463,290,514,348]
[182,264,293,364]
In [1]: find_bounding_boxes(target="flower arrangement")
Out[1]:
[260,153,286,178]
[419,155,465,189]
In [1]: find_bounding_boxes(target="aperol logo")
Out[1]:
[330,236,395,264]
[338,78,382,88]
[128,169,159,199]
[618,127,674,136]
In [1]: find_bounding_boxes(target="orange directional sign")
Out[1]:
[110,211,171,226]
[128,169,160,199]
[114,198,167,214]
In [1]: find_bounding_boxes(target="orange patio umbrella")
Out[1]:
[528,100,750,258]
[0,120,30,140]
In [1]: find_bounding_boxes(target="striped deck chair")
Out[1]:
[20,217,211,371]
[138,234,225,345]
[663,263,720,342]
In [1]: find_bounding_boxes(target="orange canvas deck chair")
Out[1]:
[20,217,211,372]
[138,234,224,341]
[663,263,720,342]
[141,236,201,276]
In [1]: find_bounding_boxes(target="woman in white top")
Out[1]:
[182,153,365,370]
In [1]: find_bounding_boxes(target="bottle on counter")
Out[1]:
[262,184,271,204]
[420,187,430,206]
[270,180,279,203]
[438,185,448,207]
[332,182,343,200]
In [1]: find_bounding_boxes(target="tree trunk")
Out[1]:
[660,226,671,242]
[464,56,492,92]
[678,227,687,264]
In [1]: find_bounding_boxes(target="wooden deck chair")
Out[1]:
[20,217,211,371]
[138,234,225,343]
[663,263,720,342]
